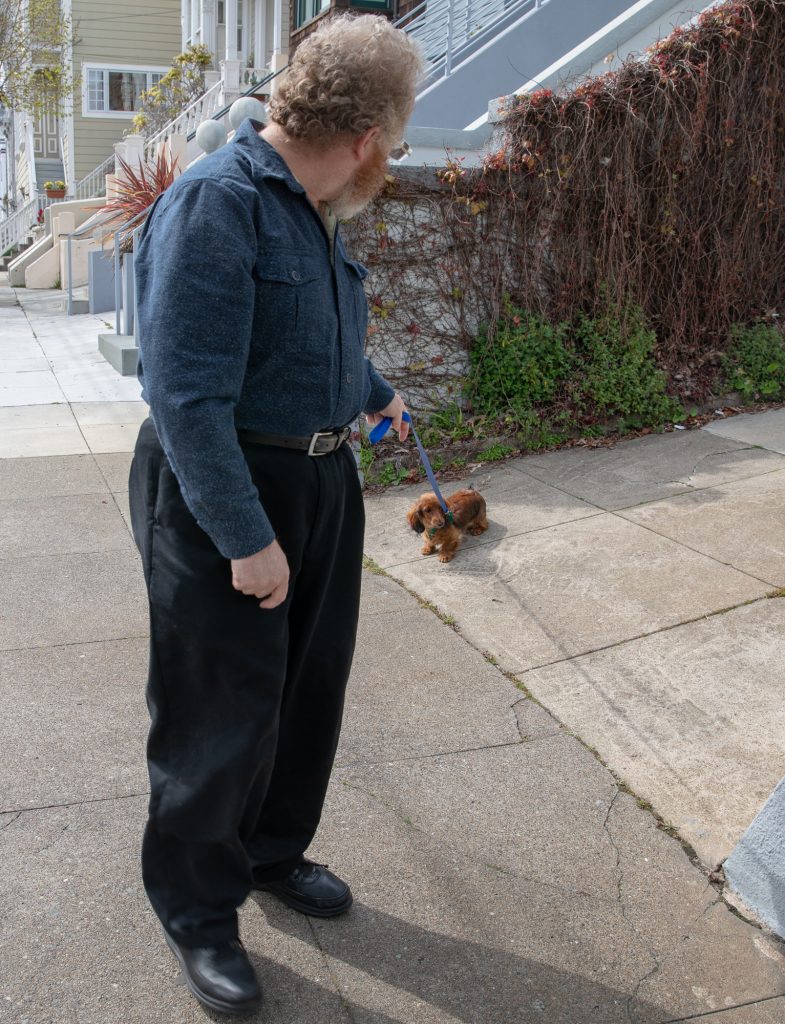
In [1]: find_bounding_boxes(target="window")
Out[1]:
[83,65,167,117]
[295,0,330,29]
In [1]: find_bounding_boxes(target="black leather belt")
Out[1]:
[236,425,352,455]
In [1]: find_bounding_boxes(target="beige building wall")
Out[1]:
[71,0,182,181]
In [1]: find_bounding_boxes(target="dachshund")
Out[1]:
[406,487,489,563]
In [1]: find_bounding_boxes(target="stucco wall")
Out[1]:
[724,775,785,939]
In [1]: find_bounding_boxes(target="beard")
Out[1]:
[329,141,389,220]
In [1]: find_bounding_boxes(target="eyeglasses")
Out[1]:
[388,140,412,162]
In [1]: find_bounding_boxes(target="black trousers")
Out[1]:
[128,417,365,948]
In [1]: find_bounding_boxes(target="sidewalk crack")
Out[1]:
[679,446,760,485]
[600,790,661,1023]
[0,810,24,831]
[627,892,723,1023]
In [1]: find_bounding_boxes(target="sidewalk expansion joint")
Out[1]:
[609,512,779,590]
[506,445,783,518]
[303,918,355,1023]
[0,789,150,817]
[0,634,150,655]
[658,992,785,1023]
[373,507,609,571]
[337,738,526,771]
[516,589,783,680]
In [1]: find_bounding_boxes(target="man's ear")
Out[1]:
[353,126,382,163]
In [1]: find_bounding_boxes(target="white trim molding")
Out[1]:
[81,62,171,119]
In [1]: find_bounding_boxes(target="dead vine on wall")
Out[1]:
[344,0,785,410]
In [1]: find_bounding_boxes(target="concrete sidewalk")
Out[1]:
[1,279,785,1022]
[364,418,785,873]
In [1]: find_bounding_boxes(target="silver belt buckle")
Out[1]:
[307,430,334,456]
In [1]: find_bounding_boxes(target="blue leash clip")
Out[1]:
[368,410,450,515]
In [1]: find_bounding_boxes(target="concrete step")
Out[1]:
[98,332,138,376]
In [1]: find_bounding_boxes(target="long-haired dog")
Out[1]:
[406,487,489,562]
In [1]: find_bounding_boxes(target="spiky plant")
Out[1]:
[98,150,179,253]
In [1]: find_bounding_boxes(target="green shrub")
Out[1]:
[572,295,683,427]
[427,401,474,440]
[722,320,785,402]
[476,444,515,462]
[467,289,682,439]
[468,299,573,423]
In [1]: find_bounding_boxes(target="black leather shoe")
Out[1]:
[255,860,353,918]
[163,930,262,1015]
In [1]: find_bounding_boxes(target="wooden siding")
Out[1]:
[71,0,182,181]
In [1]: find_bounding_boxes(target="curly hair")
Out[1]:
[269,14,425,146]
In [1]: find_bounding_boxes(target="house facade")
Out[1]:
[66,0,182,184]
[6,0,181,208]
[181,0,289,77]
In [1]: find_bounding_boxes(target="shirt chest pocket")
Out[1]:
[253,250,332,353]
[343,258,370,348]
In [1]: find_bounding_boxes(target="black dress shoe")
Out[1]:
[164,930,262,1015]
[255,860,353,918]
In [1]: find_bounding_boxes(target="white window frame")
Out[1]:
[81,62,170,119]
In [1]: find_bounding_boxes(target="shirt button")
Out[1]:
[291,270,301,281]
[346,373,353,383]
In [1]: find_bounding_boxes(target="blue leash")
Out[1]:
[368,411,452,518]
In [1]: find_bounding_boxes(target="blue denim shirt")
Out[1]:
[135,118,395,559]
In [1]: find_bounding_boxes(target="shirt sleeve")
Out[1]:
[363,356,396,414]
[135,177,276,560]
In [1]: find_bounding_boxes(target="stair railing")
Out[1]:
[73,153,116,200]
[143,77,224,162]
[0,192,50,257]
[396,0,551,86]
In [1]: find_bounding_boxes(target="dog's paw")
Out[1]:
[421,546,436,556]
[438,552,455,563]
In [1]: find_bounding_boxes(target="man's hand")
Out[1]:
[365,393,410,442]
[231,539,290,609]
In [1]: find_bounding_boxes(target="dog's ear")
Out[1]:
[406,503,425,534]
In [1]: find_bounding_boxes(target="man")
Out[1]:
[128,14,424,1015]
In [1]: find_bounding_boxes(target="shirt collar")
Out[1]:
[233,118,306,195]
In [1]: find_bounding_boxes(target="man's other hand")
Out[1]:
[365,393,409,442]
[231,539,290,609]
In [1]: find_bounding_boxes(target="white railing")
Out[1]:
[0,192,49,256]
[397,0,550,83]
[74,153,115,200]
[143,77,224,161]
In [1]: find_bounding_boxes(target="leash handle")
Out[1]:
[368,411,412,444]
[368,410,450,515]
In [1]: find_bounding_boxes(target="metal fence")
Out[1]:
[396,0,551,83]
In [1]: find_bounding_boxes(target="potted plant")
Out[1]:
[97,150,179,256]
[43,180,67,199]
[96,151,179,336]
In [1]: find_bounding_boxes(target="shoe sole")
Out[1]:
[164,932,262,1016]
[255,884,353,918]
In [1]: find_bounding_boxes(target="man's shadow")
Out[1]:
[248,894,666,1024]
